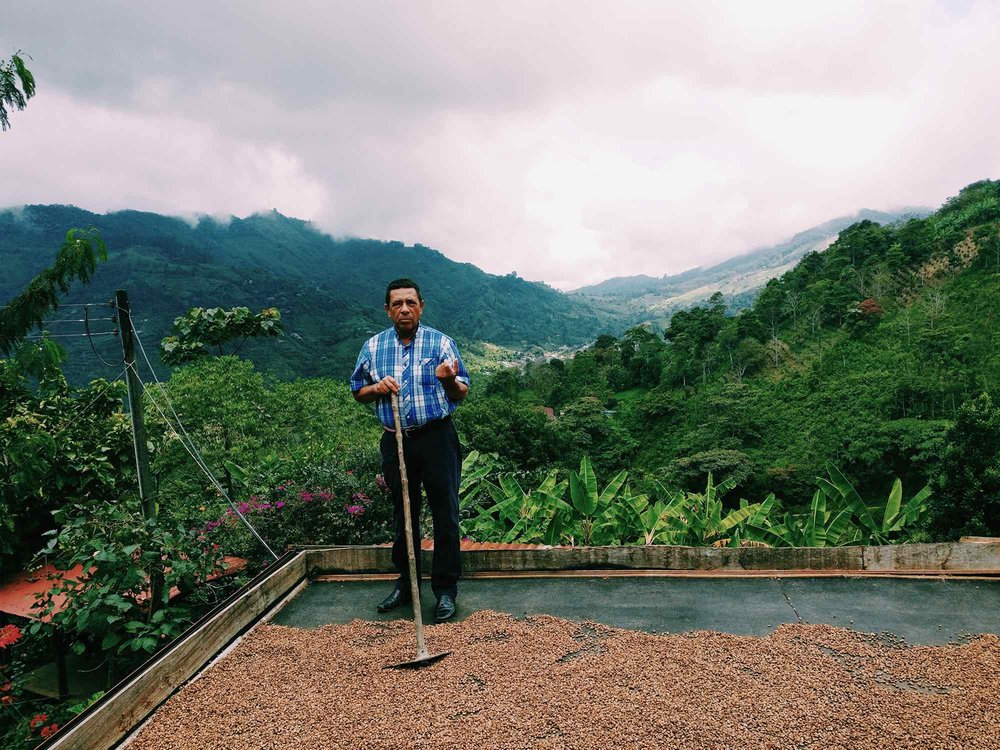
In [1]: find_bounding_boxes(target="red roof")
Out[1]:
[0,557,247,622]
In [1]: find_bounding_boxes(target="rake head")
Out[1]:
[384,650,451,670]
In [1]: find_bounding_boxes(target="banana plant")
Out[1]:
[458,450,496,509]
[751,490,857,547]
[471,469,570,545]
[567,457,628,546]
[658,473,764,546]
[627,488,685,545]
[817,463,931,545]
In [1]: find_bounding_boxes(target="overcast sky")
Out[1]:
[3,1,998,289]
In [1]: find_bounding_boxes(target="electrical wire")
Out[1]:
[24,331,119,340]
[43,317,115,324]
[130,363,279,561]
[127,329,279,560]
[0,302,111,310]
[85,303,126,368]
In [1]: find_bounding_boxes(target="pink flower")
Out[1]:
[275,501,285,509]
[237,502,250,514]
[375,475,388,490]
[346,470,354,475]
[347,505,365,516]
[300,491,314,503]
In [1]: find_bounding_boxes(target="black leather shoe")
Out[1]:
[376,588,411,613]
[435,594,457,622]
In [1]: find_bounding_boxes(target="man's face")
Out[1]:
[385,287,424,337]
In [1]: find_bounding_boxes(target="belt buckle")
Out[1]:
[403,424,418,438]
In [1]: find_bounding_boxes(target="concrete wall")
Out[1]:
[303,542,1000,575]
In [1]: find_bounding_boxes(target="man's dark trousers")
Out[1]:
[380,416,462,598]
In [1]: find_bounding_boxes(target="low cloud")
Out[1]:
[2,1,998,288]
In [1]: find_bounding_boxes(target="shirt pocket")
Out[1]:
[418,358,439,387]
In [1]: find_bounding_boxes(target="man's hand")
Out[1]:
[353,376,399,403]
[374,376,400,395]
[435,358,468,402]
[435,358,460,381]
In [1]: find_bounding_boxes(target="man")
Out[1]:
[350,278,470,622]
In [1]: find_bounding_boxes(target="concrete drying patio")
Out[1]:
[273,574,1000,646]
[39,542,1000,749]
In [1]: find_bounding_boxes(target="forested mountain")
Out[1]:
[456,180,1000,537]
[572,208,929,324]
[0,205,631,382]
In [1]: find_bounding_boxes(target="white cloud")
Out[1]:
[0,93,328,219]
[2,0,999,289]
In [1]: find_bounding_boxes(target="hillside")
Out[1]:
[0,205,632,383]
[456,180,1000,535]
[572,208,930,324]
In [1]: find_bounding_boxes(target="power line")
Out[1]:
[43,317,115,324]
[85,303,125,368]
[0,302,111,310]
[24,331,119,340]
[127,329,278,560]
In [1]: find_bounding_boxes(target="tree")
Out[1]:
[455,395,568,471]
[782,290,801,326]
[931,393,1000,538]
[666,449,753,494]
[0,52,35,131]
[0,229,107,355]
[160,306,282,364]
[731,337,765,382]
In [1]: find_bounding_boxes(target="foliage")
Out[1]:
[144,357,383,524]
[0,228,107,355]
[751,490,854,547]
[462,458,930,549]
[648,474,766,547]
[454,394,569,470]
[160,306,282,364]
[208,453,394,567]
[810,463,930,545]
[0,52,35,132]
[0,365,132,574]
[666,449,754,493]
[931,393,1000,538]
[458,181,1000,527]
[30,498,228,665]
[1,204,633,385]
[566,457,629,545]
[464,468,571,546]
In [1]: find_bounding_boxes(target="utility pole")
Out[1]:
[116,289,156,520]
[116,289,164,616]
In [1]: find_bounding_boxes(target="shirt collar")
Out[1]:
[393,322,421,346]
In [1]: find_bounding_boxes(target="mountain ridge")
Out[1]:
[572,207,931,311]
[0,204,632,383]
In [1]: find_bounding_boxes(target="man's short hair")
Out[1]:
[385,278,423,306]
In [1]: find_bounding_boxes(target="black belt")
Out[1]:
[385,415,451,439]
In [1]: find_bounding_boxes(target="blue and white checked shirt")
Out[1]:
[350,324,470,429]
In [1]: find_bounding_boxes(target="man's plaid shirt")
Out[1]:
[350,324,470,429]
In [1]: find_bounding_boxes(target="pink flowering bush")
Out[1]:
[206,451,393,566]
